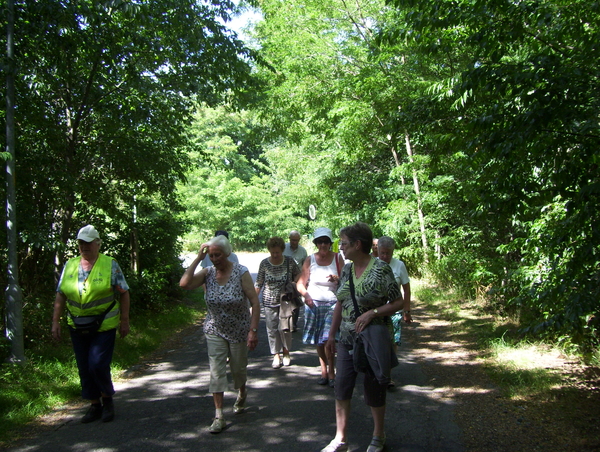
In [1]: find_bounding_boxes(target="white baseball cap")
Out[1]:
[77,225,100,242]
[313,227,333,243]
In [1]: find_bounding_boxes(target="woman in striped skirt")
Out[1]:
[297,227,344,387]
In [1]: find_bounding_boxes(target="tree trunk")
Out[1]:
[4,0,25,363]
[404,133,429,260]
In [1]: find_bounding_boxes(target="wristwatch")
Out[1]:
[373,308,378,314]
[251,328,258,332]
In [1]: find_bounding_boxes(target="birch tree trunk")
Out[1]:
[405,133,429,260]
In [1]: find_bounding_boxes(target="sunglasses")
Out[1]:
[314,239,331,245]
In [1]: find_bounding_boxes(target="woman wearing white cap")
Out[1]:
[296,227,344,387]
[51,225,130,424]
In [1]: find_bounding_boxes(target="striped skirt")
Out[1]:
[391,311,403,345]
[302,299,338,345]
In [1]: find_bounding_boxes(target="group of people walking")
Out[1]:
[52,222,411,452]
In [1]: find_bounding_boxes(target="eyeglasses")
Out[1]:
[339,241,354,247]
[314,239,331,245]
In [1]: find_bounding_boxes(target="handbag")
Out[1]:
[349,267,397,380]
[280,257,302,308]
[68,300,116,335]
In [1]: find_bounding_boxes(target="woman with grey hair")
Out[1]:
[180,235,260,434]
[377,236,412,389]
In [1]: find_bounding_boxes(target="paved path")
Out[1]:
[5,253,463,452]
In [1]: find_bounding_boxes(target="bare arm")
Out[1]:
[296,257,314,307]
[179,244,210,290]
[327,252,343,284]
[51,292,67,340]
[242,271,260,351]
[355,296,404,334]
[402,282,412,323]
[119,291,131,338]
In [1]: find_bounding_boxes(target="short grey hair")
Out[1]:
[378,236,395,250]
[207,235,232,256]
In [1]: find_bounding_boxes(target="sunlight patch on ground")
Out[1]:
[494,344,566,370]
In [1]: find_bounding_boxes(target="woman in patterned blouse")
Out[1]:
[254,236,301,369]
[180,235,260,434]
[321,222,404,452]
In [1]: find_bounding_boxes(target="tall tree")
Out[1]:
[3,0,257,292]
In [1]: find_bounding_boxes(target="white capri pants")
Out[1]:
[205,333,248,393]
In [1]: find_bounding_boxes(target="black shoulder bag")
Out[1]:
[349,267,370,373]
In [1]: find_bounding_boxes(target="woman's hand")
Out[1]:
[247,330,258,351]
[304,293,315,308]
[403,310,413,324]
[325,336,336,356]
[51,321,61,341]
[120,319,130,339]
[199,243,210,259]
[354,310,377,334]
[327,274,339,283]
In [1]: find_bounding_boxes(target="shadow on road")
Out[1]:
[6,253,464,452]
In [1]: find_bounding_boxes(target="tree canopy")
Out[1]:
[2,0,599,357]
[179,0,599,355]
[1,0,259,344]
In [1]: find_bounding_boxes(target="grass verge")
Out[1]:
[0,293,204,447]
[412,279,600,449]
[412,279,587,399]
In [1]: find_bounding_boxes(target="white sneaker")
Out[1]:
[272,354,282,368]
[282,352,291,366]
[366,435,386,452]
[208,417,226,433]
[320,438,348,452]
[233,391,246,414]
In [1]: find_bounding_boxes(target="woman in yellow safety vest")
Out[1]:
[51,225,130,424]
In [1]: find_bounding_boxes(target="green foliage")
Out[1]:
[179,105,315,250]
[237,0,600,355]
[1,0,259,349]
[0,347,81,444]
[378,0,600,350]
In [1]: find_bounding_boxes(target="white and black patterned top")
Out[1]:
[204,263,251,343]
[254,256,301,308]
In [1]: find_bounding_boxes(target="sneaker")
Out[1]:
[328,379,335,388]
[101,401,115,423]
[272,354,282,369]
[282,352,291,366]
[233,391,247,414]
[366,435,386,452]
[317,377,329,385]
[208,417,226,433]
[81,404,103,424]
[320,438,348,452]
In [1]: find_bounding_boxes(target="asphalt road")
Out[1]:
[5,253,464,452]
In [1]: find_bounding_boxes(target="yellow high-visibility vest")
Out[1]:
[60,254,119,331]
